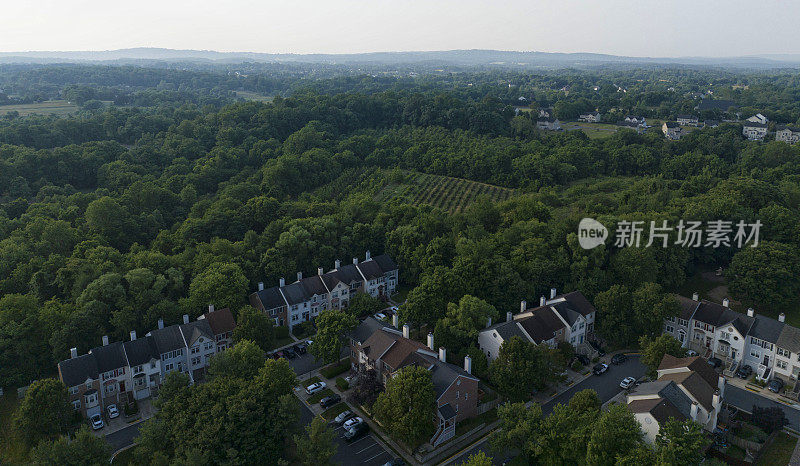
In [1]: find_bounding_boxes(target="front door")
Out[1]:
[705,337,712,348]
[119,381,125,392]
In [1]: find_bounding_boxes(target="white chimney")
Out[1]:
[692,292,699,301]
[258,282,264,291]
[392,314,399,328]
[208,304,214,313]
[318,267,324,276]
[366,250,371,260]
[297,271,303,281]
[747,308,755,317]
[520,300,527,313]
[158,318,164,329]
[427,332,434,350]
[713,389,721,410]
[779,313,786,323]
[279,277,285,287]
[402,324,410,339]
[722,298,730,308]
[183,314,189,324]
[438,347,446,362]
[464,355,472,374]
[507,311,513,322]
[335,259,341,269]
[540,296,546,306]
[70,347,78,359]
[486,317,492,328]
[690,402,699,421]
[353,257,359,265]
[130,330,136,341]
[550,288,557,299]
[102,335,109,346]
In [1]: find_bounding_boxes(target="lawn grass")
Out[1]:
[267,336,294,351]
[391,286,411,304]
[0,100,80,116]
[455,407,498,437]
[307,388,334,405]
[756,431,797,465]
[111,446,137,464]
[320,360,349,379]
[320,402,350,422]
[335,377,349,391]
[0,390,24,463]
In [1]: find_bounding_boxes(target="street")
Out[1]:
[105,422,142,452]
[725,385,800,430]
[443,354,646,465]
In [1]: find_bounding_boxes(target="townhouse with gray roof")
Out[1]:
[663,294,798,384]
[58,307,236,418]
[477,289,597,362]
[249,251,398,329]
[776,125,800,144]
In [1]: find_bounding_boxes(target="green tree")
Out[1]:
[207,339,266,380]
[12,378,73,448]
[233,306,275,352]
[639,334,687,377]
[586,404,643,466]
[294,415,337,466]
[595,283,679,347]
[310,310,358,364]
[489,336,561,401]
[458,451,493,466]
[345,292,385,319]
[654,419,709,466]
[187,262,248,313]
[527,389,601,465]
[373,365,436,449]
[728,241,800,313]
[30,427,111,465]
[434,295,498,358]
[489,402,543,463]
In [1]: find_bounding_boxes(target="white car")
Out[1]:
[106,404,119,419]
[90,414,104,430]
[620,377,637,389]
[389,306,399,313]
[686,349,698,357]
[373,312,387,320]
[343,416,363,429]
[305,381,326,395]
[334,410,353,425]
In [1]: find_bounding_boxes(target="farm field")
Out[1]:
[234,90,273,102]
[0,100,80,116]
[375,171,517,213]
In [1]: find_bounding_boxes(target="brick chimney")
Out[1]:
[722,298,730,308]
[747,308,755,317]
[520,300,527,313]
[258,282,264,291]
[366,250,371,260]
[297,271,302,282]
[158,318,164,329]
[279,277,285,287]
[318,267,324,276]
[208,304,214,313]
[507,311,513,322]
[692,291,699,301]
[540,296,546,306]
[335,259,341,269]
[779,313,786,323]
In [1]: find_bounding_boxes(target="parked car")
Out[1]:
[620,377,637,389]
[272,351,284,360]
[305,381,327,395]
[707,357,722,369]
[344,422,369,442]
[320,394,341,408]
[90,414,104,430]
[574,354,590,366]
[389,306,399,313]
[284,348,297,359]
[295,343,307,355]
[334,410,353,425]
[373,312,386,320]
[686,349,698,357]
[344,373,359,386]
[768,378,785,393]
[106,404,119,419]
[611,354,628,365]
[343,416,363,429]
[736,364,753,378]
[593,363,609,375]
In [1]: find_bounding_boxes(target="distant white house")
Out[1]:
[536,117,561,131]
[742,121,768,141]
[578,111,602,123]
[662,122,682,140]
[776,125,800,144]
[676,115,699,126]
[746,113,768,125]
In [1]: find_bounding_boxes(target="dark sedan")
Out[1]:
[708,357,722,369]
[768,378,785,393]
[736,364,753,378]
[611,354,628,365]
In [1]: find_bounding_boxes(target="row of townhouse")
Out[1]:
[663,294,800,383]
[627,354,726,443]
[676,114,700,126]
[348,317,479,447]
[57,306,235,419]
[477,290,597,362]
[248,252,398,329]
[536,116,561,131]
[776,125,800,144]
[578,111,602,123]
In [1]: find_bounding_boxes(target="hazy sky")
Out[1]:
[2,0,798,57]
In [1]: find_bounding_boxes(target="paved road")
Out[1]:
[444,355,646,465]
[284,345,349,378]
[105,422,142,451]
[725,385,800,430]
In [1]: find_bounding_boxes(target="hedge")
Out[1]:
[320,360,350,379]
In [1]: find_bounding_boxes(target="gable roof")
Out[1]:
[777,325,800,354]
[350,317,389,345]
[675,295,700,320]
[356,259,385,281]
[58,354,99,387]
[691,301,754,336]
[327,263,363,285]
[372,254,398,273]
[89,342,128,374]
[628,397,687,425]
[518,306,566,343]
[148,325,186,355]
[200,307,236,336]
[748,314,785,344]
[280,281,309,306]
[490,320,528,342]
[664,121,680,128]
[629,380,694,419]
[252,286,286,311]
[697,99,737,111]
[743,121,768,128]
[122,336,160,367]
[677,114,698,120]
[300,275,329,296]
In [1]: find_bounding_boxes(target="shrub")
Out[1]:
[336,377,349,391]
[275,326,290,339]
[320,360,350,379]
[124,399,138,416]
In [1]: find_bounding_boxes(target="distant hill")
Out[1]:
[1,48,799,68]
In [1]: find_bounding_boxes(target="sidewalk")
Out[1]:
[726,375,800,410]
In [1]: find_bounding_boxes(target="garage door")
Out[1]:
[135,388,150,400]
[86,405,102,417]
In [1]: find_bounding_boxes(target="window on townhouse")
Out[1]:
[332,291,338,298]
[750,350,760,359]
[665,325,674,333]
[721,331,730,340]
[292,305,298,311]
[85,381,92,389]
[678,319,688,327]
[204,342,213,351]
[192,356,201,365]
[465,393,468,400]
[778,348,791,358]
[150,361,156,369]
[72,400,81,410]
[456,390,459,399]
[133,365,143,374]
[455,404,459,412]
[165,363,174,372]
[191,346,200,354]
[70,386,79,395]
[777,360,788,370]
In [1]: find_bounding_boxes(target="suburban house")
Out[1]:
[198,305,236,351]
[746,113,768,124]
[578,111,602,123]
[538,108,554,118]
[677,114,699,126]
[627,355,725,443]
[536,116,561,131]
[58,307,236,418]
[624,115,647,126]
[477,290,597,362]
[742,121,768,141]
[663,295,800,384]
[348,318,479,447]
[249,252,398,329]
[662,121,682,140]
[703,119,720,128]
[776,125,800,144]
